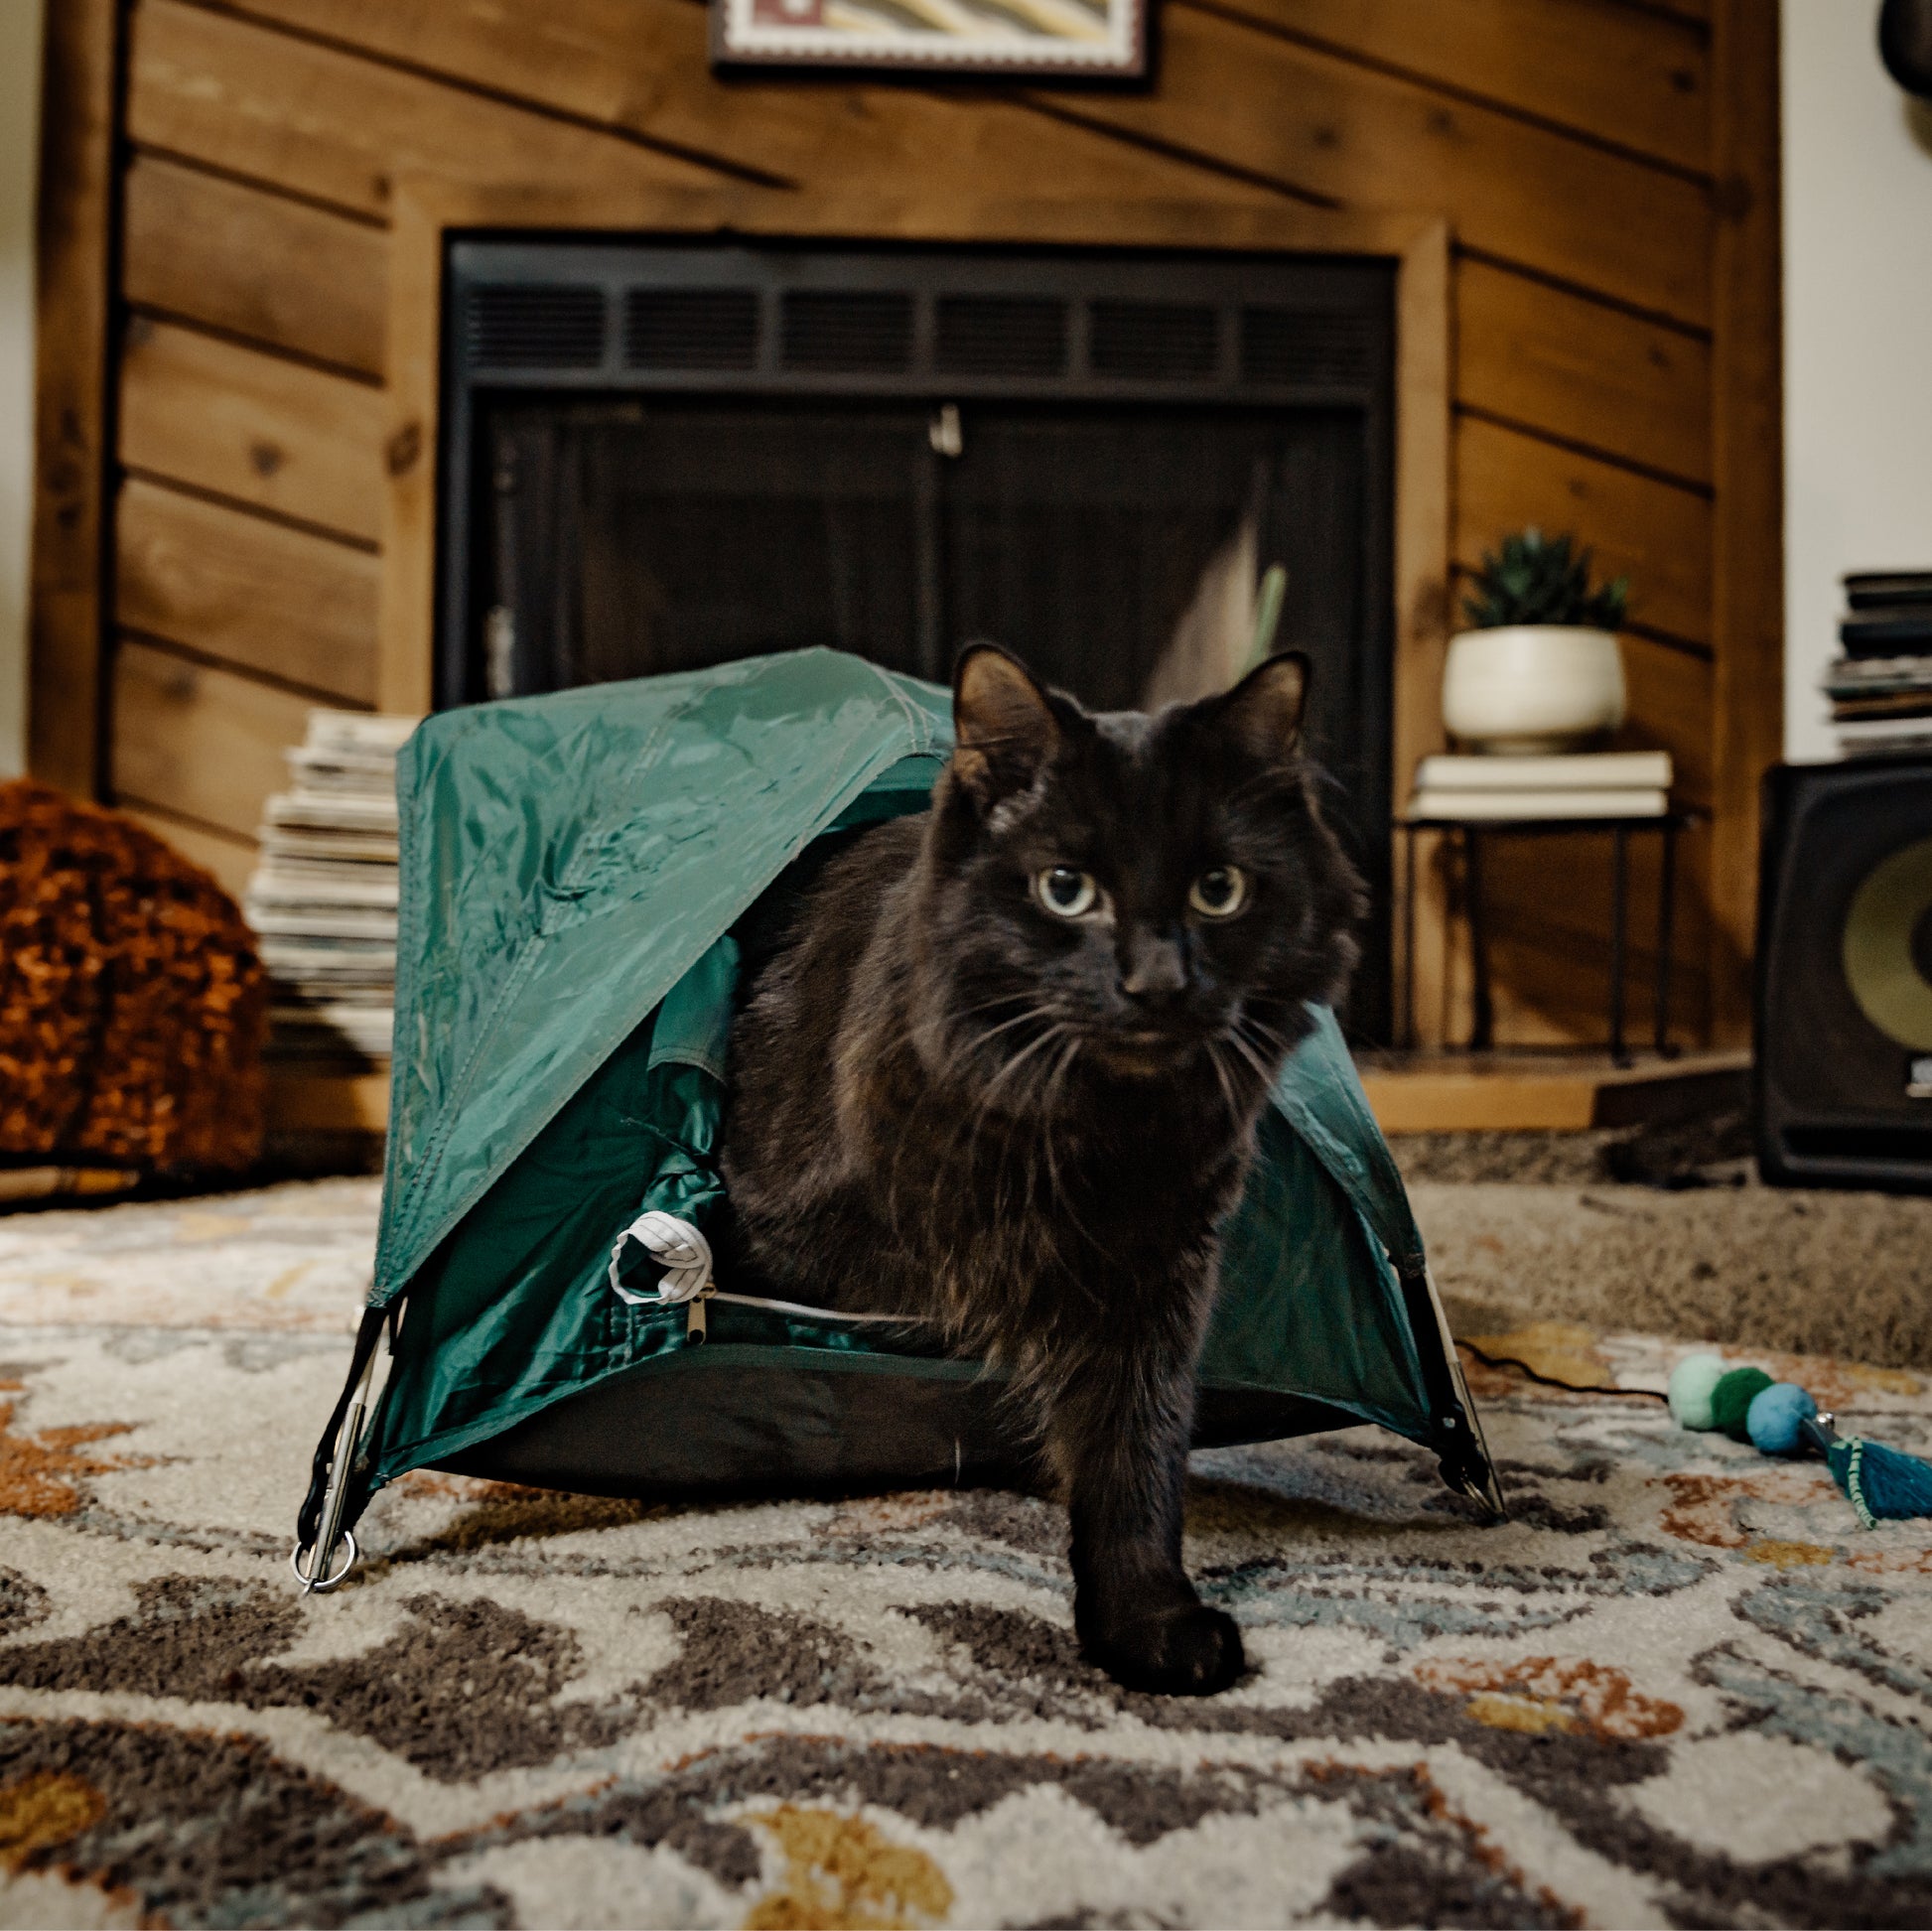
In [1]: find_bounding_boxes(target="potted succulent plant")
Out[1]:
[1444,529,1630,753]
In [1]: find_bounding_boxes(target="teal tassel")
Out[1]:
[1801,1417,1932,1527]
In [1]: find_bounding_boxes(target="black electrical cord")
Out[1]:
[1455,1338,1670,1404]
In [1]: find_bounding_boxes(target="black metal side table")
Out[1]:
[1397,809,1701,1065]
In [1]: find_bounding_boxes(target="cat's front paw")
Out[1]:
[1086,1602,1246,1697]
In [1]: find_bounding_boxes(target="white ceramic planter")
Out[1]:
[1441,623,1626,754]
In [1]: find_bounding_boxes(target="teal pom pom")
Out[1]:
[1745,1382,1816,1455]
[1668,1352,1726,1430]
[1712,1367,1775,1441]
[1826,1435,1932,1527]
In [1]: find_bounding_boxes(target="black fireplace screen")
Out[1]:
[441,240,1395,1035]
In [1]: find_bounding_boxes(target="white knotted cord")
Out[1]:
[609,1210,713,1305]
[606,1211,927,1324]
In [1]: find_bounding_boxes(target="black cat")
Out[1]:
[719,645,1363,1695]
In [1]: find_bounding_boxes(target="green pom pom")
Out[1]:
[1711,1367,1775,1441]
[1668,1352,1727,1430]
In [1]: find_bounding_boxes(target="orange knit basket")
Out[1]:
[0,781,268,1174]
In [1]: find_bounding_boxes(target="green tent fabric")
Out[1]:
[297,649,1497,1573]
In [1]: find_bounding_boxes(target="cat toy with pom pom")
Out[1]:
[1667,1352,1932,1529]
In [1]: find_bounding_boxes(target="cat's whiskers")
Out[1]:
[972,1020,1071,1210]
[884,1004,1048,1242]
[976,1014,1072,1115]
[1235,1010,1297,1071]
[1039,1034,1119,1282]
[997,1043,1061,1234]
[1203,1038,1245,1132]
[928,995,1048,1086]
[1225,1024,1282,1097]
[1234,1001,1293,1042]
[881,1002,1041,1239]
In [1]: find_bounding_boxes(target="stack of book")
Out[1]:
[244,711,419,1062]
[1408,750,1673,821]
[1826,571,1932,759]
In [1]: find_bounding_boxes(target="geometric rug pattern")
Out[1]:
[2,1179,1930,1927]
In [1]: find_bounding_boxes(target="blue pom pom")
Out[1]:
[1745,1381,1816,1455]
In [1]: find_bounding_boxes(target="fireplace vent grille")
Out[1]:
[781,290,915,372]
[1089,300,1219,379]
[624,287,759,370]
[1241,307,1374,387]
[934,295,1069,376]
[468,285,606,369]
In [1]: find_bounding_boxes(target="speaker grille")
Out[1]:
[780,291,914,372]
[1089,301,1218,379]
[468,286,606,369]
[1241,308,1373,386]
[1755,755,1932,1188]
[623,288,759,370]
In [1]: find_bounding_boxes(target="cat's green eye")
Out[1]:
[1188,866,1248,918]
[1036,866,1098,918]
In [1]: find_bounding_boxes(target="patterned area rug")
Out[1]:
[3,1181,1932,1928]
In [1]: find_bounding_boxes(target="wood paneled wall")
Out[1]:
[32,0,1781,1042]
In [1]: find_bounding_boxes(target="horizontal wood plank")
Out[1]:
[1362,1050,1746,1135]
[127,0,727,221]
[1478,888,1713,1046]
[119,317,386,543]
[123,151,387,376]
[1455,257,1712,485]
[1045,1,1713,326]
[1455,414,1713,646]
[1214,0,1710,176]
[1620,633,1715,807]
[1423,835,1714,1048]
[112,637,317,839]
[202,0,1705,298]
[131,0,1256,221]
[115,476,379,702]
[1479,821,1707,954]
[118,801,258,901]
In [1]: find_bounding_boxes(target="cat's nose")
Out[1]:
[1119,931,1186,1005]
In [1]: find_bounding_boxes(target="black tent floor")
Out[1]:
[433,1347,1368,1504]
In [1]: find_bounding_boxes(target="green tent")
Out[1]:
[296,649,1497,1586]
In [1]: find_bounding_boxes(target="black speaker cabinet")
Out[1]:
[1755,756,1932,1190]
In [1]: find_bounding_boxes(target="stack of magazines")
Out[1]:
[244,711,419,1062]
[1827,571,1932,758]
[1407,750,1673,821]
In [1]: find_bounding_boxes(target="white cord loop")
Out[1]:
[608,1212,930,1327]
[609,1210,714,1305]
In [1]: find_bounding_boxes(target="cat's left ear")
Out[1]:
[951,643,1063,807]
[1215,650,1310,761]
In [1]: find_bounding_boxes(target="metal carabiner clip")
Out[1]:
[291,1345,378,1594]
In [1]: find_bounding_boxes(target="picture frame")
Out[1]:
[711,0,1148,79]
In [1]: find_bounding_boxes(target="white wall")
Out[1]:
[0,0,44,779]
[1783,1,1932,760]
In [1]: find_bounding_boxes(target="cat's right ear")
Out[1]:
[951,644,1061,808]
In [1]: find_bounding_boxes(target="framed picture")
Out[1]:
[711,0,1147,78]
